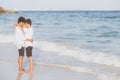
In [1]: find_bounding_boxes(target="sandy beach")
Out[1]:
[0,43,97,80]
[0,43,120,80]
[0,62,97,80]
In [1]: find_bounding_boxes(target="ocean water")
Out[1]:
[1,11,120,80]
[1,11,120,67]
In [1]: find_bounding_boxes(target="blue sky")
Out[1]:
[0,0,120,11]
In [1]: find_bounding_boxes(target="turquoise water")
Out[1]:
[1,11,120,54]
[1,11,120,67]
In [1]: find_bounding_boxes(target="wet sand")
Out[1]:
[0,43,120,80]
[0,43,97,80]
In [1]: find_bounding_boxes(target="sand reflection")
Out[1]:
[17,72,33,80]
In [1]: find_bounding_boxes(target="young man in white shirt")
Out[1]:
[24,19,33,73]
[15,16,25,73]
[15,17,33,73]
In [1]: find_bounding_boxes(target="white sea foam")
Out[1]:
[97,73,120,80]
[1,34,120,67]
[1,35,120,80]
[34,40,120,67]
[38,62,94,74]
[37,62,120,80]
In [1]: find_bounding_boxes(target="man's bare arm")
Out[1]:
[13,24,18,28]
[13,24,24,31]
[26,39,33,42]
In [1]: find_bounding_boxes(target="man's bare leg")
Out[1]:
[26,56,33,73]
[18,56,24,73]
[17,72,23,80]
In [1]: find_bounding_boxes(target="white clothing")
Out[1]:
[15,26,25,49]
[24,27,33,47]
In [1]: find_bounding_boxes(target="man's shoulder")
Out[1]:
[30,27,33,33]
[28,27,33,31]
[30,27,33,31]
[15,26,20,29]
[15,26,22,32]
[15,26,19,30]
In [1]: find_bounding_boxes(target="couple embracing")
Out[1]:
[14,16,33,73]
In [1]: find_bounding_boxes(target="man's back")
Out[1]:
[15,26,25,49]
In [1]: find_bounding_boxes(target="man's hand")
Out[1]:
[14,24,24,31]
[13,23,18,28]
[26,39,33,42]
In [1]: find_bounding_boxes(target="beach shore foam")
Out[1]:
[0,43,120,80]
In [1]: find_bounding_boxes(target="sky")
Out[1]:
[0,0,120,11]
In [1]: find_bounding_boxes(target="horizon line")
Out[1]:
[16,10,120,11]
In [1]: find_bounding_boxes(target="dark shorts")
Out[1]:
[26,46,33,57]
[18,46,33,57]
[18,47,24,56]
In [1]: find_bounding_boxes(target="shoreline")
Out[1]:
[0,43,97,80]
[0,61,98,80]
[0,43,120,80]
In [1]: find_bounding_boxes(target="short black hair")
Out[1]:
[18,16,25,23]
[25,19,32,25]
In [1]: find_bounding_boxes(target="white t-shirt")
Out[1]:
[15,26,25,49]
[24,27,33,47]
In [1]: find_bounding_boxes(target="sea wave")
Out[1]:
[34,40,120,67]
[1,34,120,67]
[1,35,120,80]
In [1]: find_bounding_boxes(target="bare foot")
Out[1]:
[25,69,33,73]
[19,69,25,73]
